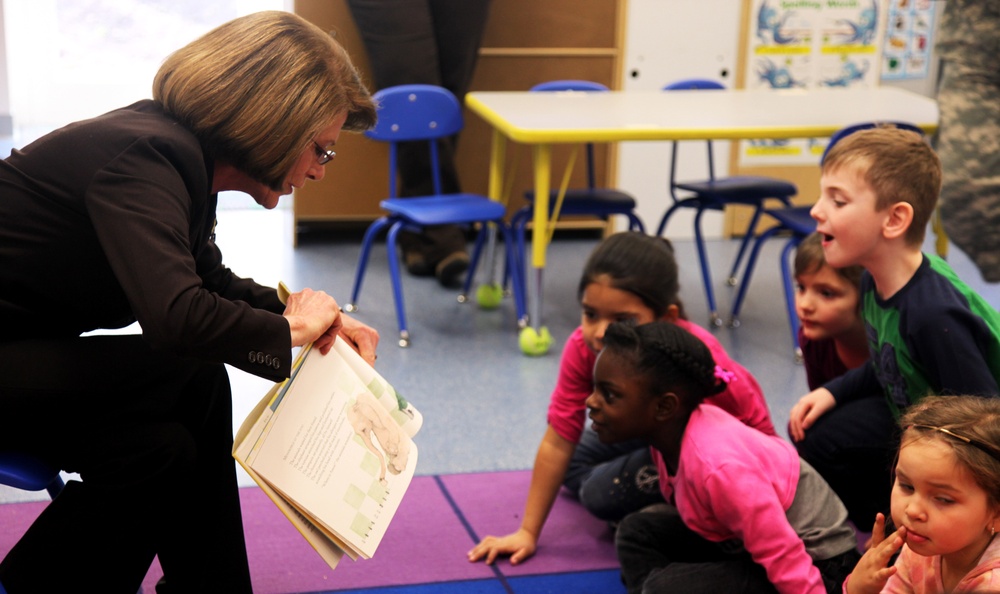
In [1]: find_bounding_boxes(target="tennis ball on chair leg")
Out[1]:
[476,283,504,310]
[519,326,553,356]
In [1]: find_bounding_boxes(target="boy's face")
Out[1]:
[795,264,861,343]
[811,165,885,270]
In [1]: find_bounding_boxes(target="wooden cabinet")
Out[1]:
[291,0,628,240]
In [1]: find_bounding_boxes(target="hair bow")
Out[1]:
[714,365,737,385]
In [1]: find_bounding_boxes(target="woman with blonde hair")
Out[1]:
[0,11,377,593]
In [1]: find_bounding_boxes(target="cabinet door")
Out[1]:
[462,0,624,222]
[292,0,625,232]
[292,0,388,231]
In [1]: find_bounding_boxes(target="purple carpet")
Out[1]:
[0,470,623,593]
[438,471,619,577]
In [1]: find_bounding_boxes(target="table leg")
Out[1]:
[475,130,528,323]
[518,144,554,356]
[471,130,507,310]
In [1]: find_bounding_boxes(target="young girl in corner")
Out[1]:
[467,231,775,566]
[846,395,1000,594]
[594,321,860,594]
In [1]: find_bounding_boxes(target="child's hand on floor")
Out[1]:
[467,528,537,566]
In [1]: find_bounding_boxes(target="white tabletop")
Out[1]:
[466,86,939,144]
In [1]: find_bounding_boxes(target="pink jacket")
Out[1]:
[653,404,825,594]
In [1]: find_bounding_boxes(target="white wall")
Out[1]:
[616,0,945,239]
[0,2,11,135]
[617,0,741,239]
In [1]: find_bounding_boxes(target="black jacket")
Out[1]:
[0,100,291,380]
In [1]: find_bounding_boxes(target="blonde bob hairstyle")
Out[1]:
[153,11,377,190]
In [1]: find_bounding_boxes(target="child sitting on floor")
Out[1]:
[793,231,883,528]
[467,231,774,566]
[788,126,1000,534]
[845,394,1000,593]
[596,321,860,593]
[794,231,868,391]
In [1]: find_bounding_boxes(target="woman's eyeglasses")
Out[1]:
[313,142,336,165]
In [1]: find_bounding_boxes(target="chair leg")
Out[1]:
[345,217,392,312]
[780,236,806,363]
[726,204,766,286]
[480,223,501,289]
[498,223,528,326]
[729,225,783,326]
[460,224,489,302]
[385,221,410,348]
[511,208,530,283]
[513,209,531,325]
[655,202,684,237]
[628,213,646,233]
[692,208,721,327]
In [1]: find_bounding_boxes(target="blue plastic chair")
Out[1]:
[728,121,926,359]
[345,84,524,347]
[655,78,798,327]
[510,80,644,296]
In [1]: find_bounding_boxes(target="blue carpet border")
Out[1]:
[310,569,625,594]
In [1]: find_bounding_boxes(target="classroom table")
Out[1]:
[465,86,939,355]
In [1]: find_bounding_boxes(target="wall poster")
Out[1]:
[881,0,935,80]
[741,0,887,166]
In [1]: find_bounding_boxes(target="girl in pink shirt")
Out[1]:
[845,395,1000,594]
[592,321,860,594]
[468,232,774,566]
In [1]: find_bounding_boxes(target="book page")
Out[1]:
[235,382,351,567]
[235,338,419,560]
[330,339,423,439]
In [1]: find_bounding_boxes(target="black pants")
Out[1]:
[0,335,252,594]
[793,396,898,530]
[616,508,860,594]
[346,0,492,267]
[564,433,664,522]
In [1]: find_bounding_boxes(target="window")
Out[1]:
[3,0,288,133]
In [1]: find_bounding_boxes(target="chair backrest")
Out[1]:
[661,79,727,190]
[530,80,609,93]
[366,84,465,198]
[529,80,610,190]
[820,121,925,165]
[661,79,725,92]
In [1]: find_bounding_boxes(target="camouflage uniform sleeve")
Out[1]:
[935,0,1000,281]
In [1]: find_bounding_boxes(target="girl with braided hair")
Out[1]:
[593,321,860,594]
[469,232,774,567]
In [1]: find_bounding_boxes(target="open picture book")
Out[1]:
[233,337,422,570]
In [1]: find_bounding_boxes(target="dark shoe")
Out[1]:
[435,251,469,288]
[404,250,432,276]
